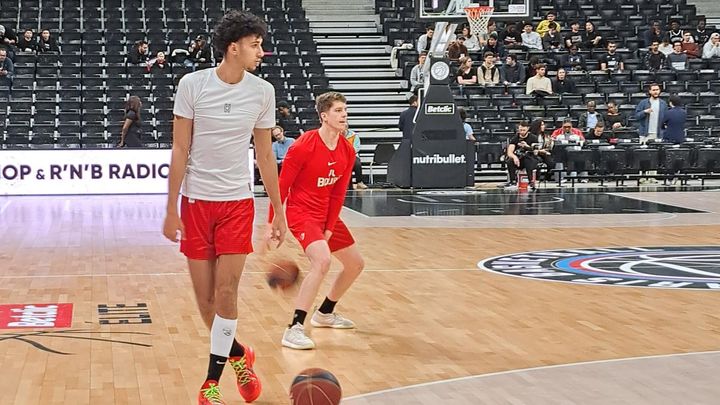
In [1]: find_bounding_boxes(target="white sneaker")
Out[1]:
[282,324,315,350]
[310,311,356,329]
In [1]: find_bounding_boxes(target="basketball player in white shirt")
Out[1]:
[162,10,286,405]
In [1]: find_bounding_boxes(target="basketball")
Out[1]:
[289,368,342,405]
[266,259,300,290]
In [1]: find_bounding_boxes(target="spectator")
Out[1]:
[148,51,170,73]
[582,21,605,50]
[447,36,468,60]
[542,22,563,51]
[586,122,611,142]
[456,56,477,85]
[681,32,700,58]
[128,40,150,64]
[605,101,625,129]
[500,54,525,86]
[416,26,434,54]
[552,68,576,94]
[599,41,624,72]
[271,125,295,170]
[579,101,604,132]
[693,18,710,46]
[666,41,689,70]
[525,63,552,96]
[16,29,37,53]
[521,22,543,51]
[37,29,59,53]
[500,23,523,50]
[477,52,500,85]
[665,20,684,44]
[478,20,498,46]
[399,95,418,140]
[118,96,143,148]
[0,24,17,58]
[560,44,587,71]
[505,121,539,190]
[479,33,504,57]
[658,39,674,55]
[459,107,476,141]
[277,100,297,130]
[564,21,583,49]
[662,94,686,144]
[344,126,367,189]
[634,83,667,143]
[0,48,14,89]
[644,41,667,71]
[643,21,664,48]
[461,26,480,51]
[410,52,426,93]
[703,33,720,59]
[525,56,540,79]
[551,117,585,141]
[536,11,560,37]
[186,35,212,68]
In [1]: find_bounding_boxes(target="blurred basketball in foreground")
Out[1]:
[266,259,300,290]
[289,368,342,405]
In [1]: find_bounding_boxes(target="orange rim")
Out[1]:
[464,6,494,19]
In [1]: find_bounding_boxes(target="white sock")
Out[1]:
[210,314,237,357]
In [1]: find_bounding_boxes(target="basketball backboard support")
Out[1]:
[417,0,532,22]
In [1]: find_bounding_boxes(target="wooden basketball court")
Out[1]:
[1,189,719,404]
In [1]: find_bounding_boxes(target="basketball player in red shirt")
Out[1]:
[162,10,286,404]
[269,91,365,350]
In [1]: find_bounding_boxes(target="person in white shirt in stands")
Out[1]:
[409,52,427,93]
[703,33,720,59]
[521,22,543,51]
[461,26,480,51]
[416,26,434,54]
[525,63,552,95]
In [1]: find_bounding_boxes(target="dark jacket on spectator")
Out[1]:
[662,106,687,144]
[38,36,59,53]
[16,36,37,53]
[643,29,665,48]
[559,53,586,71]
[644,51,666,71]
[0,56,15,86]
[500,62,525,84]
[399,106,417,140]
[552,77,576,94]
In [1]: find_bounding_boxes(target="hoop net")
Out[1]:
[464,6,494,37]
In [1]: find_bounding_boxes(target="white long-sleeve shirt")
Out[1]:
[703,41,720,59]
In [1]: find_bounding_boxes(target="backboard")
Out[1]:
[417,0,532,22]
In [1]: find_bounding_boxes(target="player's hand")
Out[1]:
[323,230,333,241]
[269,213,287,248]
[163,212,185,242]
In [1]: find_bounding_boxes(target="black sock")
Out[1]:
[229,339,245,358]
[318,297,337,314]
[290,309,307,327]
[206,354,227,382]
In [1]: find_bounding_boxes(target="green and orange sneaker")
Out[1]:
[198,380,225,405]
[229,345,261,403]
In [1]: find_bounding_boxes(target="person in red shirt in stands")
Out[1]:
[269,91,365,350]
[551,117,585,142]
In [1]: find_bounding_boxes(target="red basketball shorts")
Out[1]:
[288,215,355,252]
[180,196,254,260]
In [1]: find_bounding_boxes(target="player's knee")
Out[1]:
[312,255,332,275]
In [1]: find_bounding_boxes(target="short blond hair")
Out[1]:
[316,91,347,117]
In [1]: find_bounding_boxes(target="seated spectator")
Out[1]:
[447,36,468,60]
[525,63,552,96]
[578,101,604,132]
[703,33,720,59]
[560,45,587,71]
[665,20,684,44]
[0,48,14,89]
[456,56,477,85]
[479,33,504,57]
[0,24,17,58]
[416,26,434,54]
[505,121,540,189]
[536,11,560,37]
[662,95,686,144]
[271,125,295,171]
[459,107,476,141]
[681,32,700,58]
[148,51,169,72]
[644,41,667,71]
[477,52,500,85]
[542,22,563,51]
[551,118,585,141]
[500,54,525,86]
[582,21,605,50]
[525,56,540,79]
[344,125,367,189]
[128,40,150,64]
[461,26,480,52]
[500,23,523,50]
[37,29,59,53]
[658,39,673,55]
[586,122,611,142]
[410,52,426,93]
[521,22,543,51]
[16,29,37,53]
[643,21,664,48]
[119,96,143,148]
[552,68,576,94]
[185,35,212,67]
[564,21,583,49]
[693,18,710,46]
[599,41,624,72]
[666,41,689,70]
[605,101,625,130]
[478,20,498,46]
[277,100,297,130]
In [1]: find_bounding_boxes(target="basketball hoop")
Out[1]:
[464,6,494,37]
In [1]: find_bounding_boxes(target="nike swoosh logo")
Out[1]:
[328,162,337,166]
[216,361,226,365]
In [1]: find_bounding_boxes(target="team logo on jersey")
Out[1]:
[478,246,720,290]
[318,168,340,188]
[224,103,231,113]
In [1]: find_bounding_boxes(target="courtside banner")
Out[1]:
[0,149,254,195]
[0,303,74,329]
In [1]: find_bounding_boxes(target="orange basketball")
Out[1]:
[289,368,342,405]
[266,259,300,290]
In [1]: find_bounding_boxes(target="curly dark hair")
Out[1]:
[212,10,267,55]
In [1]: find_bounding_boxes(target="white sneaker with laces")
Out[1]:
[310,311,356,329]
[282,323,315,350]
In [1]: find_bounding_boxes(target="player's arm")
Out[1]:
[163,115,192,242]
[267,141,304,222]
[254,126,287,245]
[324,148,355,236]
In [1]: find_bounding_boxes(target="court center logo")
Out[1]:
[478,246,720,290]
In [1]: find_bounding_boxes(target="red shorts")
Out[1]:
[288,217,355,252]
[180,196,254,260]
